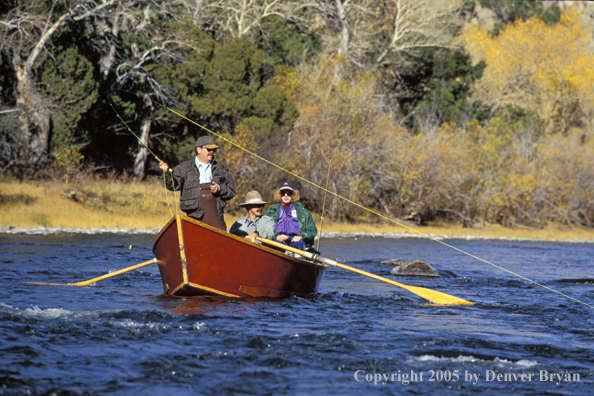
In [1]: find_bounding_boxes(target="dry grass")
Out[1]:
[319,220,594,241]
[0,178,173,229]
[1,178,593,241]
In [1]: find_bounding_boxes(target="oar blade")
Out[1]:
[256,237,474,306]
[401,284,474,306]
[332,261,474,306]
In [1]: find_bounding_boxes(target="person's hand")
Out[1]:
[247,232,259,238]
[276,234,290,242]
[210,182,219,193]
[291,236,302,242]
[159,161,169,171]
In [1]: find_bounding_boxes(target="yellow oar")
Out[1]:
[27,258,157,287]
[257,238,474,306]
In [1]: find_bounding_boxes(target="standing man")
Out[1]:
[229,190,276,241]
[159,135,236,231]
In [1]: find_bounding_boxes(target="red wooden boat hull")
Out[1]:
[152,215,327,298]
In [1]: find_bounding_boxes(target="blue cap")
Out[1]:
[278,181,294,191]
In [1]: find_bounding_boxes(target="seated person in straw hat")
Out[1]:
[229,191,276,241]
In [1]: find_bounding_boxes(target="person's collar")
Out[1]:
[193,154,213,165]
[194,157,213,169]
[246,213,260,221]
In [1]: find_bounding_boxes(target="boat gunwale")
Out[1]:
[152,214,328,270]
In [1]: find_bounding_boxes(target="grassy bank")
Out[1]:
[1,178,593,241]
[0,178,172,229]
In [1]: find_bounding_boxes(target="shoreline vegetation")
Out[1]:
[2,178,593,243]
[2,5,594,241]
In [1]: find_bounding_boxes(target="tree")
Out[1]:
[38,46,98,150]
[310,0,462,69]
[475,0,561,36]
[101,2,200,178]
[271,55,404,220]
[371,0,462,67]
[256,13,321,69]
[174,1,320,70]
[154,35,267,137]
[151,34,299,171]
[0,47,19,170]
[176,0,303,40]
[309,0,373,67]
[464,8,594,133]
[395,48,487,131]
[0,0,121,166]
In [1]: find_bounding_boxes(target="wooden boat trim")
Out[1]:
[175,215,189,284]
[188,282,240,297]
[153,214,327,297]
[178,215,328,269]
[169,283,185,295]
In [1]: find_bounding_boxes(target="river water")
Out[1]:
[0,232,592,395]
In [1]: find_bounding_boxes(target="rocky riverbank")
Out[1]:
[2,225,593,244]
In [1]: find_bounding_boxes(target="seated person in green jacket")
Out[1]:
[264,181,317,251]
[229,190,275,241]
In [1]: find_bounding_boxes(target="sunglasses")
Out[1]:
[280,191,293,196]
[201,147,217,153]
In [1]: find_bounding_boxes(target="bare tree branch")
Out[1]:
[0,0,129,164]
[309,0,461,69]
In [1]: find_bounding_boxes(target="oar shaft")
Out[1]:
[71,258,157,286]
[319,258,473,305]
[315,257,411,288]
[27,259,157,287]
[256,237,473,306]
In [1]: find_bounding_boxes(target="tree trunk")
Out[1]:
[335,0,349,55]
[13,54,51,165]
[5,0,119,166]
[99,11,122,77]
[133,94,154,179]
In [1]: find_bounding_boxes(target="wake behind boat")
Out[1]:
[152,215,327,298]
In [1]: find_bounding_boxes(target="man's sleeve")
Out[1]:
[215,165,236,200]
[229,221,248,237]
[300,208,318,244]
[164,165,182,191]
[264,207,280,239]
[259,216,277,240]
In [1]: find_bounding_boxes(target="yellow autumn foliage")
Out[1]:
[266,55,409,221]
[216,50,594,228]
[199,38,594,229]
[464,8,594,133]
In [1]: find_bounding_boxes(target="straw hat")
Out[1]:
[238,191,269,207]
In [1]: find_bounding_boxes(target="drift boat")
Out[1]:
[152,215,327,298]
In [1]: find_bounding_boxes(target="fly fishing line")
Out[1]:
[109,90,594,310]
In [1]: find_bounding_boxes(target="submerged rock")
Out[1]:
[384,259,441,278]
[377,259,409,267]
